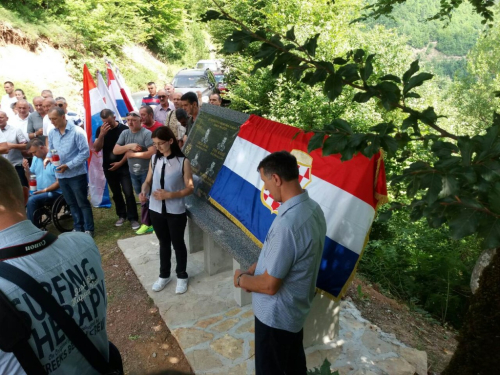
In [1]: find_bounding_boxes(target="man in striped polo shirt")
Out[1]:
[234,151,327,375]
[141,82,160,109]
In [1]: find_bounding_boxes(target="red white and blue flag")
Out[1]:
[96,71,123,123]
[209,115,387,299]
[112,64,137,112]
[105,64,129,118]
[83,64,111,208]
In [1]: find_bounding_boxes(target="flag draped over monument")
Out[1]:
[83,64,111,208]
[209,115,387,299]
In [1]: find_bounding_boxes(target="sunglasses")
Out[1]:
[158,95,167,99]
[57,103,64,107]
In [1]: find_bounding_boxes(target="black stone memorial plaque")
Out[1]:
[183,104,249,199]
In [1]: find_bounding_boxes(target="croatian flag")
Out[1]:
[106,64,129,117]
[113,65,137,112]
[96,71,123,123]
[209,115,387,299]
[83,64,111,208]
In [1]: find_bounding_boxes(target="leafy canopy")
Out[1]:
[203,0,500,250]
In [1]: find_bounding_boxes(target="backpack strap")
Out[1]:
[0,289,47,374]
[0,262,116,374]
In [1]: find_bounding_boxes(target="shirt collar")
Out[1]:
[277,190,309,216]
[0,220,43,248]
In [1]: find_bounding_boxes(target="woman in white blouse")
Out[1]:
[140,126,194,294]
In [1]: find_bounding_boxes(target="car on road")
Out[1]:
[171,69,217,103]
[195,59,223,71]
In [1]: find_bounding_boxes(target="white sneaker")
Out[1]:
[175,278,188,294]
[152,277,171,292]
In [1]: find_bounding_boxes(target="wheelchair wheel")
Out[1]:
[32,206,52,230]
[51,195,73,233]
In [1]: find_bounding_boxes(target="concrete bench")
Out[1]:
[184,194,340,347]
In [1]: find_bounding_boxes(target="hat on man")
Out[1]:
[127,111,140,117]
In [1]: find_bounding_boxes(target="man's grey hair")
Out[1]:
[55,97,67,103]
[27,138,45,149]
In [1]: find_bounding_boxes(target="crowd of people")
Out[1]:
[0,79,325,375]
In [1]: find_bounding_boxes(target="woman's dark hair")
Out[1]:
[15,89,26,99]
[152,126,185,159]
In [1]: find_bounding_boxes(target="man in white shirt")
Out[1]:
[1,81,17,119]
[11,99,30,140]
[0,110,28,186]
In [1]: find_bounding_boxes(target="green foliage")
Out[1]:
[362,0,495,26]
[307,359,339,375]
[362,211,482,327]
[364,0,483,55]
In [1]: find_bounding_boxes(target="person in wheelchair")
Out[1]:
[22,138,61,226]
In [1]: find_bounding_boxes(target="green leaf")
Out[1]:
[488,182,500,215]
[404,92,421,99]
[254,43,277,60]
[402,114,418,131]
[421,172,442,204]
[200,10,228,22]
[323,73,343,101]
[362,135,380,157]
[353,91,375,103]
[457,137,474,166]
[431,141,459,158]
[252,52,277,72]
[323,134,349,156]
[333,57,348,65]
[439,175,460,198]
[286,26,295,41]
[403,73,434,95]
[494,91,500,98]
[369,122,396,136]
[434,156,461,169]
[418,107,438,126]
[308,132,325,153]
[337,64,360,83]
[478,218,500,249]
[271,53,294,77]
[330,119,354,134]
[308,68,328,86]
[403,60,420,84]
[410,203,424,221]
[449,208,482,240]
[303,34,320,57]
[379,74,401,83]
[223,30,254,53]
[380,135,399,157]
[360,54,375,82]
[353,49,365,63]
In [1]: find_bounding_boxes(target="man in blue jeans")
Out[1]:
[113,111,155,235]
[23,138,61,225]
[46,107,94,236]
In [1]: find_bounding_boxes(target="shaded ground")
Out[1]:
[346,277,458,374]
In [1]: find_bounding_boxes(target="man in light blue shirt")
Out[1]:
[47,107,94,236]
[234,151,326,375]
[23,138,61,226]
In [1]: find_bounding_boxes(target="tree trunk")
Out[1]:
[442,248,500,374]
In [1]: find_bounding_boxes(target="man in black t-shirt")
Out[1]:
[94,109,139,230]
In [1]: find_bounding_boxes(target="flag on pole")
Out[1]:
[83,64,111,208]
[105,64,129,118]
[209,115,387,299]
[113,65,137,112]
[96,71,123,123]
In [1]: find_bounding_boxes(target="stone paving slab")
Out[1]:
[118,235,427,375]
